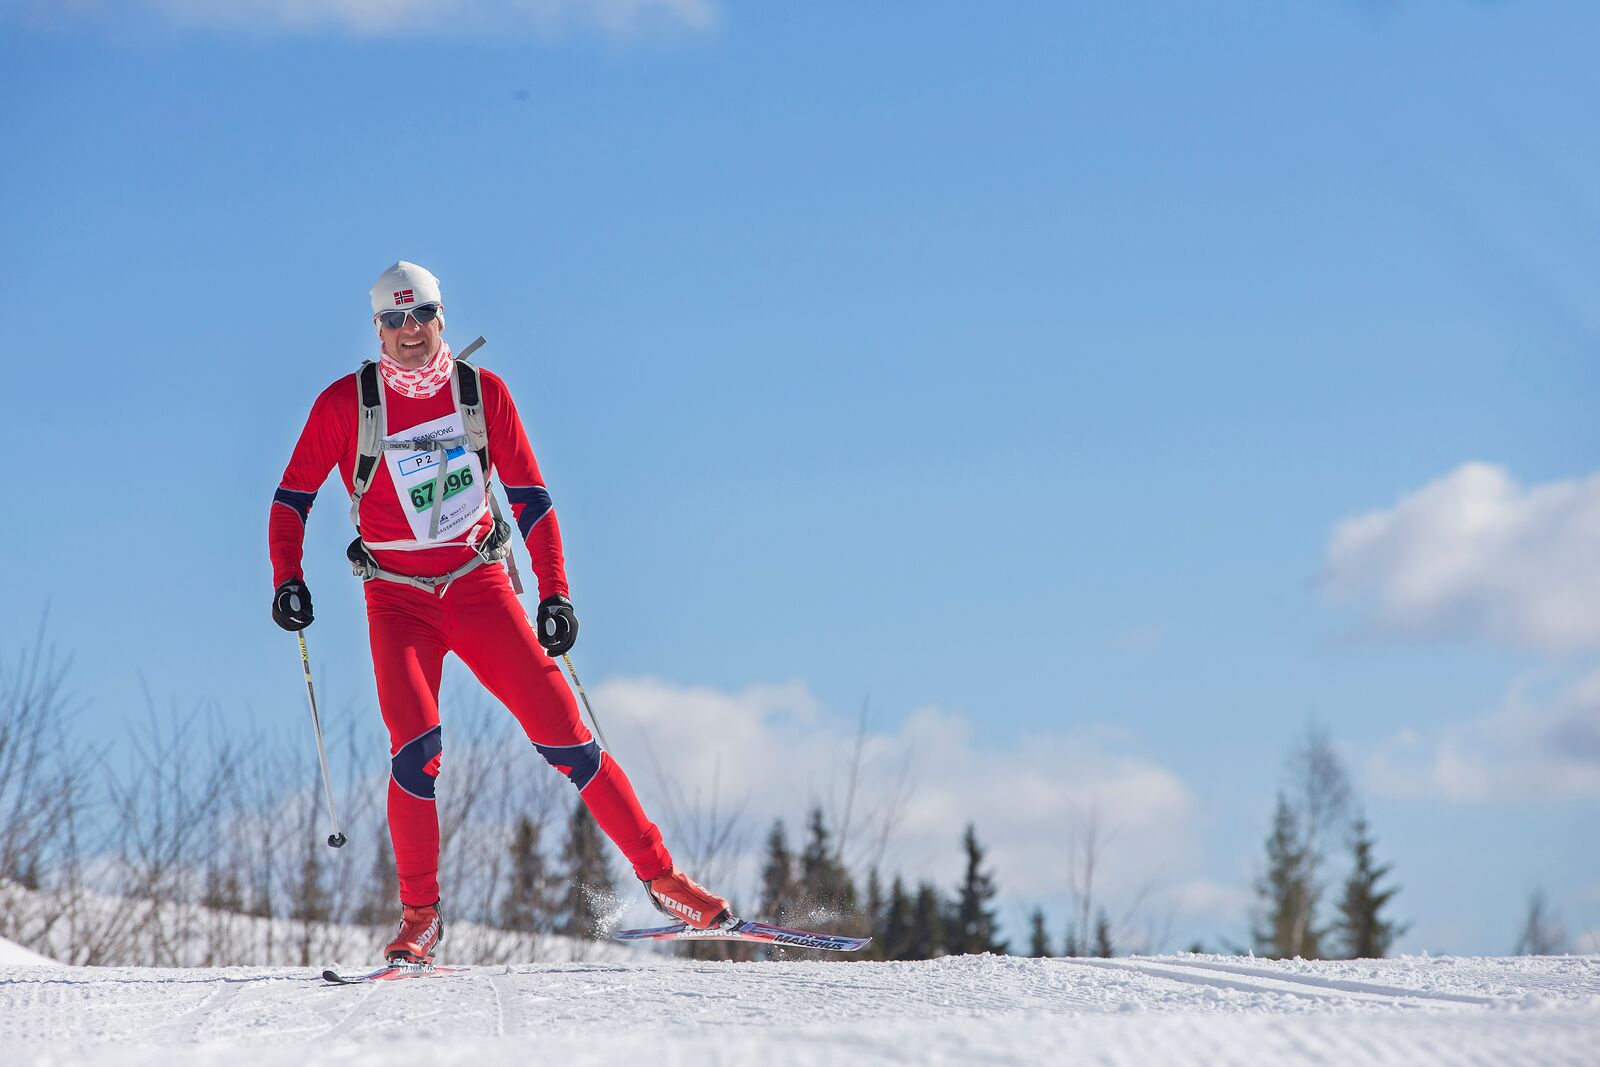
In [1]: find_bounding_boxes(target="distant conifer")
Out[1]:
[883,876,913,960]
[355,837,395,926]
[949,823,1007,954]
[1332,815,1407,959]
[907,881,947,959]
[862,868,887,961]
[1093,909,1114,958]
[501,816,557,934]
[760,819,796,922]
[798,807,856,920]
[560,802,616,938]
[291,838,328,923]
[1027,908,1051,958]
[1253,793,1323,958]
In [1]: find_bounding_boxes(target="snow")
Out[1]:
[0,881,639,968]
[0,934,55,966]
[3,953,1596,1065]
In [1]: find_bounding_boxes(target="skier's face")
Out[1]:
[376,307,443,368]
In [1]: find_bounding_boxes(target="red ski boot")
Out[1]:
[383,901,444,963]
[644,867,730,930]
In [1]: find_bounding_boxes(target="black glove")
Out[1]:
[272,579,314,632]
[536,595,579,656]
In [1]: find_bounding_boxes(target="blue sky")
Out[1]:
[5,1,1597,954]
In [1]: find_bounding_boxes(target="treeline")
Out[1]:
[1249,726,1408,960]
[746,812,1008,960]
[0,633,1578,963]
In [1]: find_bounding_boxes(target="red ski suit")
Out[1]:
[270,363,672,906]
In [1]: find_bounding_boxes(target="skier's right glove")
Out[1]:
[535,595,579,656]
[272,579,314,632]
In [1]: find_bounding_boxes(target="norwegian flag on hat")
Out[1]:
[370,261,443,315]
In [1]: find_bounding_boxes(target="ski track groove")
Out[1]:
[1067,957,1458,1009]
[315,980,384,1041]
[1151,956,1500,1006]
[486,969,521,1038]
[142,977,246,1043]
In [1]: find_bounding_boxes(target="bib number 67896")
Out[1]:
[410,468,475,511]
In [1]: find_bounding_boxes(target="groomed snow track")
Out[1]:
[4,953,1597,1065]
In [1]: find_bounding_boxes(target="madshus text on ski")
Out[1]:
[269,261,762,973]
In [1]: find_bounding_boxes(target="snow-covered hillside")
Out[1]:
[4,953,1596,1065]
[0,934,55,966]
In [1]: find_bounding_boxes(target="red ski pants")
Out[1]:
[364,563,672,906]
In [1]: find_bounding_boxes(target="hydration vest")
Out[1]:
[344,336,524,595]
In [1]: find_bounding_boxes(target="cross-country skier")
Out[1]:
[268,260,729,964]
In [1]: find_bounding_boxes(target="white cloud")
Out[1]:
[590,676,1203,905]
[1367,667,1600,802]
[1322,462,1600,654]
[12,0,719,38]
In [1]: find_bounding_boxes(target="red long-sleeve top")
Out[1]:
[269,366,568,599]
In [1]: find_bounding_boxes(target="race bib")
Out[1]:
[384,412,488,543]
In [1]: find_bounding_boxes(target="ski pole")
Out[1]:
[297,631,348,848]
[561,653,612,751]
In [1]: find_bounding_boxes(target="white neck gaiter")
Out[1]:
[379,339,454,399]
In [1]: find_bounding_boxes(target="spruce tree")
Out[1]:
[1093,909,1114,957]
[291,833,329,968]
[862,868,887,961]
[1027,908,1051,957]
[949,823,1007,954]
[1333,816,1407,959]
[759,819,796,922]
[798,807,857,919]
[1062,929,1081,957]
[1254,793,1323,959]
[292,838,328,923]
[501,816,556,934]
[882,876,913,960]
[560,801,616,938]
[907,881,946,959]
[355,837,395,926]
[202,864,244,913]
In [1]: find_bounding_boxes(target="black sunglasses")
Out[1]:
[377,303,442,330]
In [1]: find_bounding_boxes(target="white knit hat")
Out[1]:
[370,260,443,314]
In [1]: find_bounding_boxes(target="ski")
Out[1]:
[321,962,466,984]
[615,917,871,953]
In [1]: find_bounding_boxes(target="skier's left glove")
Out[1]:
[272,578,314,632]
[536,595,579,656]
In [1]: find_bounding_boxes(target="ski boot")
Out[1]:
[383,901,444,964]
[644,866,730,930]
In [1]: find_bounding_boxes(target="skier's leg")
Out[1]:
[366,581,450,907]
[445,567,673,881]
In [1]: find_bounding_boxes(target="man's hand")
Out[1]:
[536,595,579,656]
[272,579,314,632]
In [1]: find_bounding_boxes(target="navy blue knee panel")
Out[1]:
[535,741,602,790]
[393,726,443,800]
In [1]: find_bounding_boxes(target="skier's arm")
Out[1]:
[269,380,351,589]
[483,370,570,601]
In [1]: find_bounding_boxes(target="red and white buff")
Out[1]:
[379,340,454,399]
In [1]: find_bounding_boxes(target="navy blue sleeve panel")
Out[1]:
[272,487,318,524]
[503,483,554,539]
